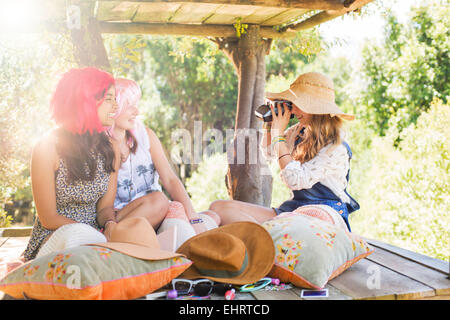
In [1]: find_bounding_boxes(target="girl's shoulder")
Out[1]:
[32,130,60,170]
[319,141,349,159]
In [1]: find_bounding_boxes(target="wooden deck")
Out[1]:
[1,228,449,300]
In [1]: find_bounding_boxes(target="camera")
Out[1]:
[255,100,294,123]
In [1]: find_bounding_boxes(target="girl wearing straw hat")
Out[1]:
[209,72,359,231]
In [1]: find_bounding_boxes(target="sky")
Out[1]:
[317,0,421,60]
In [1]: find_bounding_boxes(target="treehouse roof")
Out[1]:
[9,0,373,39]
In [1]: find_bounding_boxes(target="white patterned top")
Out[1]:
[114,120,162,209]
[260,123,351,203]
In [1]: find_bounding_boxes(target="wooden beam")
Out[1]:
[99,21,296,39]
[283,0,372,31]
[94,0,351,11]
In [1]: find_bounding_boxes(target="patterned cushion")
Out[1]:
[262,212,374,289]
[0,245,192,300]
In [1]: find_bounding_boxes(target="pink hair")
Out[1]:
[114,78,142,117]
[108,78,142,145]
[50,67,115,135]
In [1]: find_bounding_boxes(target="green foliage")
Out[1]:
[184,153,290,212]
[105,35,238,149]
[0,208,12,228]
[185,153,229,212]
[233,18,248,38]
[350,100,449,260]
[266,30,324,79]
[0,33,75,222]
[359,2,449,136]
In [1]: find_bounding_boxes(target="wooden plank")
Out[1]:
[366,247,450,296]
[260,8,310,26]
[0,227,32,237]
[96,1,140,21]
[366,238,449,275]
[251,289,302,300]
[419,295,450,300]
[210,291,256,300]
[0,237,28,262]
[133,3,182,23]
[99,22,290,39]
[168,3,219,24]
[202,4,262,25]
[285,0,373,31]
[329,258,436,300]
[291,284,353,300]
[92,0,350,11]
[241,7,288,25]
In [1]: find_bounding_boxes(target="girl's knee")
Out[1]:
[201,210,221,226]
[208,200,231,213]
[143,191,168,208]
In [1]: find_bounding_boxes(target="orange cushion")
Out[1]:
[0,246,191,300]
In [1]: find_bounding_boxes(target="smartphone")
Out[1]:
[300,289,329,298]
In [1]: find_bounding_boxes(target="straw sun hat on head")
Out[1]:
[176,221,275,285]
[265,72,355,121]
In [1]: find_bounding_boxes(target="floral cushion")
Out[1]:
[262,212,374,289]
[0,245,192,300]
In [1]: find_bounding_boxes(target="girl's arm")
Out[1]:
[96,138,121,228]
[31,134,76,230]
[146,127,198,220]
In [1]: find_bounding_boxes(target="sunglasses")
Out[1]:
[172,279,234,296]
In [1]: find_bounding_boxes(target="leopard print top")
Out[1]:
[23,154,110,261]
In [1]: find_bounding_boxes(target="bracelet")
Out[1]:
[271,135,286,143]
[278,153,291,160]
[272,139,287,148]
[189,218,204,225]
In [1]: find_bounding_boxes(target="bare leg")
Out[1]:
[116,191,169,229]
[208,200,276,226]
[198,210,221,226]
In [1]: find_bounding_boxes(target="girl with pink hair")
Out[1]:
[109,78,219,248]
[22,67,121,261]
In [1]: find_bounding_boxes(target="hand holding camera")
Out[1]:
[255,99,294,123]
[255,100,293,134]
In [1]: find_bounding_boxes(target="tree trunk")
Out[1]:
[69,1,111,72]
[217,25,273,207]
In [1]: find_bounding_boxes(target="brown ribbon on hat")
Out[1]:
[197,252,249,279]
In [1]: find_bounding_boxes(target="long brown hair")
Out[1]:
[292,114,343,163]
[55,129,116,184]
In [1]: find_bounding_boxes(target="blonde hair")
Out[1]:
[292,114,343,163]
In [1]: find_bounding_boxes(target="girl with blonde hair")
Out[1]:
[209,72,360,231]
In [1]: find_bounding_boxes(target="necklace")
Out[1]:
[129,152,134,192]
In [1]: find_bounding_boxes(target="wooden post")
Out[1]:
[216,25,273,207]
[70,1,111,72]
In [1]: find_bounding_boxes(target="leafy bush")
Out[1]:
[350,100,449,260]
[0,208,12,228]
[185,153,290,212]
[359,2,449,136]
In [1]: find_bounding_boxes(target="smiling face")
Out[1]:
[291,103,312,126]
[97,86,118,127]
[114,103,139,131]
